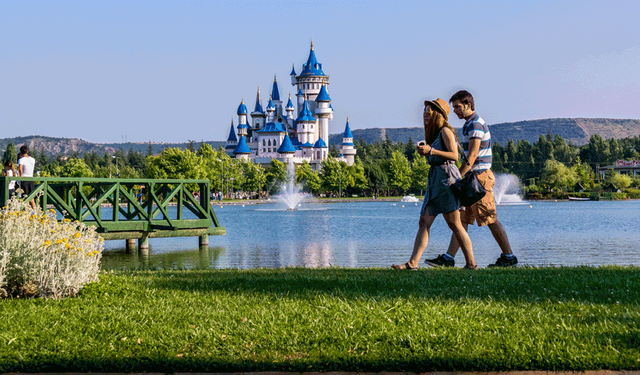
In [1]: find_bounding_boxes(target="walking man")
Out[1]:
[17,145,37,209]
[425,90,518,267]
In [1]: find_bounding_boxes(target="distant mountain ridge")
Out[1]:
[3,118,639,158]
[329,118,640,146]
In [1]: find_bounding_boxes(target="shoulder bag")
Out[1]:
[450,140,486,207]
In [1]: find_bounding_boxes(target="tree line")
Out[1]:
[2,132,640,198]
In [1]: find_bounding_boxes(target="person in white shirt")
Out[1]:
[2,160,17,196]
[17,145,36,209]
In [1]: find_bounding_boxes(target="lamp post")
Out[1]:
[338,168,342,198]
[110,155,119,178]
[216,159,225,198]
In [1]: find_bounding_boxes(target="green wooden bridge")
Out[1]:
[0,176,225,250]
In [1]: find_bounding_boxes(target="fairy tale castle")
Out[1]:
[224,42,356,170]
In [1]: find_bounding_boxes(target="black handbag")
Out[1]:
[450,141,486,206]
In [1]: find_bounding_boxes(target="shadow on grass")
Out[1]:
[115,266,640,305]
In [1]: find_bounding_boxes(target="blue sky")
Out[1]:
[1,1,639,144]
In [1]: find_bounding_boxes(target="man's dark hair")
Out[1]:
[449,90,475,111]
[20,145,29,154]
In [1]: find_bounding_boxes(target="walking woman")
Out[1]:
[392,98,477,269]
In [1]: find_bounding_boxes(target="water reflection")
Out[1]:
[101,200,640,269]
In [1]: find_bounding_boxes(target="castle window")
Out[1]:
[268,140,271,146]
[316,151,321,159]
[263,140,266,146]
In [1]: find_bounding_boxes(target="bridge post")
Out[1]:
[126,239,136,252]
[199,234,209,246]
[139,232,149,250]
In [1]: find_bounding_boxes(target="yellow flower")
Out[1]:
[74,232,81,238]
[56,239,64,244]
[42,240,52,247]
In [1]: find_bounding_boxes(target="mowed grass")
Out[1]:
[1,266,639,372]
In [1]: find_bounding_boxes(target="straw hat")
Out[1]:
[424,98,450,120]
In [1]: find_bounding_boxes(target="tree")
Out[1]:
[187,140,196,153]
[388,150,412,195]
[264,159,287,194]
[146,148,207,181]
[240,160,266,195]
[2,142,17,165]
[346,157,368,195]
[295,160,321,193]
[604,170,632,189]
[571,157,594,188]
[541,160,576,191]
[321,157,352,196]
[411,151,430,195]
[61,158,93,178]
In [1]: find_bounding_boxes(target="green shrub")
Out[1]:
[0,197,103,299]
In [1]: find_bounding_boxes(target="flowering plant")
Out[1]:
[0,197,103,299]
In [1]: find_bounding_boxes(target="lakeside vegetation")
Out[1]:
[0,267,638,372]
[3,133,640,199]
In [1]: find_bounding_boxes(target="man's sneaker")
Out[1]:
[488,254,518,267]
[424,254,455,267]
[463,264,478,270]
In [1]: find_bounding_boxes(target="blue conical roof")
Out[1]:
[253,88,263,114]
[277,134,296,153]
[295,98,315,122]
[343,120,353,138]
[300,42,326,76]
[266,96,275,110]
[233,136,251,154]
[271,76,280,101]
[290,64,296,76]
[315,85,331,102]
[314,137,327,148]
[226,122,237,142]
[237,99,247,115]
[286,95,294,109]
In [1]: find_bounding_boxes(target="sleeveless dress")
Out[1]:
[420,132,462,216]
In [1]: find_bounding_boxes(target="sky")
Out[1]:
[1,0,639,144]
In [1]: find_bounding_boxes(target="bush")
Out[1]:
[0,197,103,299]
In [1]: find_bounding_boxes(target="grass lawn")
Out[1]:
[1,266,639,372]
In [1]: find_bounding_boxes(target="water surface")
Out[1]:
[101,200,640,269]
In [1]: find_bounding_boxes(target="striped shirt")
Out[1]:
[462,112,492,171]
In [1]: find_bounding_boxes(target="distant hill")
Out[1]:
[329,118,640,146]
[0,136,226,158]
[3,118,639,158]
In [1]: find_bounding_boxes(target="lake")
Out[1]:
[100,199,640,270]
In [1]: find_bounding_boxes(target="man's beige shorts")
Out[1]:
[461,169,497,227]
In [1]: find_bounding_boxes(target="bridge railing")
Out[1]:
[0,176,225,245]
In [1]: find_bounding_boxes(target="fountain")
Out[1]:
[275,160,310,210]
[493,173,525,205]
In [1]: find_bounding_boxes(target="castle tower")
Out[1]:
[296,94,316,144]
[277,134,296,163]
[250,86,266,131]
[225,119,238,156]
[236,99,249,138]
[341,118,356,166]
[265,95,276,123]
[315,85,332,146]
[233,136,251,160]
[285,93,295,119]
[271,75,282,115]
[292,41,329,115]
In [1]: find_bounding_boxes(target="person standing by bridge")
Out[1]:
[17,145,36,209]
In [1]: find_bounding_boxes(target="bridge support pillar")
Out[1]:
[139,233,149,250]
[126,239,136,252]
[199,234,209,247]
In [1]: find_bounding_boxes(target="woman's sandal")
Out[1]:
[391,262,418,270]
